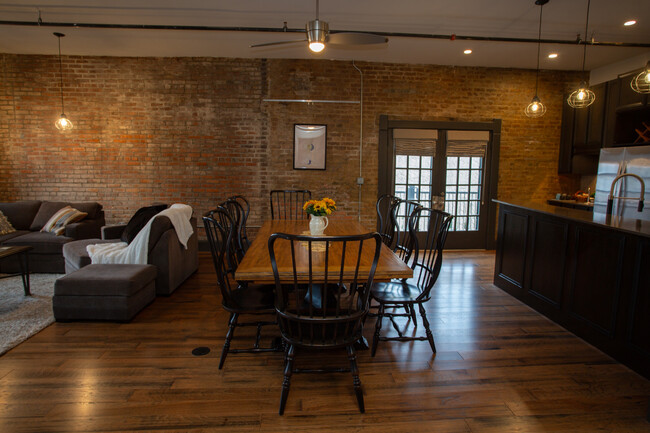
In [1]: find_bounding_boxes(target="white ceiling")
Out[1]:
[0,0,649,72]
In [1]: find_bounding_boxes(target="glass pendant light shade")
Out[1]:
[630,61,650,94]
[307,19,327,53]
[55,113,73,131]
[53,32,73,131]
[567,81,596,108]
[525,95,547,117]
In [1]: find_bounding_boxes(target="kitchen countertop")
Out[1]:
[494,199,650,238]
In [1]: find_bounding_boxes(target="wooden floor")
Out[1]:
[1,251,648,432]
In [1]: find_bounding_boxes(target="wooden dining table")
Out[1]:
[235,219,413,284]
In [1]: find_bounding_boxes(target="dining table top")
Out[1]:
[235,219,413,284]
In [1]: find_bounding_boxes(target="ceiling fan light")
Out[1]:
[307,19,328,53]
[55,113,73,131]
[525,95,546,118]
[567,81,595,108]
[630,61,650,94]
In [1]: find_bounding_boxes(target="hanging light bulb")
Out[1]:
[525,0,548,118]
[630,61,650,94]
[567,0,595,109]
[53,32,73,131]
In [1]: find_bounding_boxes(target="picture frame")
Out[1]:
[293,124,327,170]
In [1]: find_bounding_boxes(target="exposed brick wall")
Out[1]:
[0,54,581,233]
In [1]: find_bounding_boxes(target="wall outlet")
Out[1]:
[357,177,364,185]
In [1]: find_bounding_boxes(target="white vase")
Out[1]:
[309,215,329,236]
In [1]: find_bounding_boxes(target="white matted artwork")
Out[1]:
[293,124,327,170]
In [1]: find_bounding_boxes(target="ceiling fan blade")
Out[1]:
[250,39,307,48]
[327,32,388,46]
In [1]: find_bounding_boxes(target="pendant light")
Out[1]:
[525,0,548,118]
[567,0,595,108]
[53,32,73,131]
[630,61,650,94]
[307,0,327,53]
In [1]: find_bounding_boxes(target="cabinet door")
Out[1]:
[603,79,619,147]
[618,72,647,110]
[587,82,607,149]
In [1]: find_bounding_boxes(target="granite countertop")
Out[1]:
[494,199,650,238]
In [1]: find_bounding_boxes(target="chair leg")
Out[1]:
[219,312,238,369]
[371,303,385,357]
[418,303,436,354]
[279,344,295,415]
[347,345,365,413]
[409,304,418,328]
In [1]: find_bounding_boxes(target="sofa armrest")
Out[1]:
[65,218,104,240]
[102,224,127,240]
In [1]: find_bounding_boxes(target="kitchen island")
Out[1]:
[493,199,650,379]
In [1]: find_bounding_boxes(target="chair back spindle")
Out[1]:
[270,190,312,220]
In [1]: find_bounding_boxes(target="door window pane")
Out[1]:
[445,155,484,232]
[396,155,407,168]
[422,156,433,169]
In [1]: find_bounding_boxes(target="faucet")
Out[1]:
[606,173,645,215]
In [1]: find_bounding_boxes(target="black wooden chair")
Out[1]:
[229,195,251,253]
[268,232,382,415]
[270,189,311,220]
[370,207,453,357]
[376,194,401,249]
[220,197,249,262]
[203,207,280,369]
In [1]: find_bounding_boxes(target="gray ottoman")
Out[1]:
[53,264,157,322]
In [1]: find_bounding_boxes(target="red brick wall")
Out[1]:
[0,54,580,231]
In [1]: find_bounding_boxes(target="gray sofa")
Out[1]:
[62,215,199,296]
[0,200,105,273]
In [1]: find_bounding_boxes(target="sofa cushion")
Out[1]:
[63,238,115,272]
[0,201,42,230]
[70,202,102,220]
[41,206,88,236]
[55,264,158,297]
[0,210,16,235]
[121,204,168,244]
[30,201,69,231]
[4,231,73,254]
[0,230,29,243]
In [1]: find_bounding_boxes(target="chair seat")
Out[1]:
[223,284,275,313]
[371,280,425,304]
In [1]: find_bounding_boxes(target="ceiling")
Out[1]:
[1,0,649,72]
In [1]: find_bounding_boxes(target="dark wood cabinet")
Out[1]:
[558,83,607,175]
[617,70,648,110]
[494,201,650,379]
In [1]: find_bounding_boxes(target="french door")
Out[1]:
[378,117,501,249]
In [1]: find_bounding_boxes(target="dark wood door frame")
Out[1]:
[378,115,501,250]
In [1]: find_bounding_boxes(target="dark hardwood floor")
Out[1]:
[1,251,648,432]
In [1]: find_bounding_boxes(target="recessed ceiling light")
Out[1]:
[624,20,637,26]
[548,53,558,59]
[463,49,472,54]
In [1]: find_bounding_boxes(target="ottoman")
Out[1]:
[53,264,157,322]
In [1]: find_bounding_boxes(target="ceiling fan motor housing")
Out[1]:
[307,19,329,46]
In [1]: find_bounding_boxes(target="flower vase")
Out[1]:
[309,215,329,236]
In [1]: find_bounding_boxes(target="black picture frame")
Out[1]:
[293,124,327,170]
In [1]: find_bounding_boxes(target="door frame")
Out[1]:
[378,115,501,250]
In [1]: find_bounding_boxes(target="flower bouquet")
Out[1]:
[303,198,336,235]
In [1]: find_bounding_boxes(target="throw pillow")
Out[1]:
[0,210,16,235]
[121,204,168,244]
[41,206,88,236]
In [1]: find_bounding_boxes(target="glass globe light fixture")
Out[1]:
[53,32,73,131]
[630,61,650,94]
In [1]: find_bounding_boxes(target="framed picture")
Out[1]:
[293,124,327,170]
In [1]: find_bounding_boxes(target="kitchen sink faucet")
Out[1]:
[606,173,645,215]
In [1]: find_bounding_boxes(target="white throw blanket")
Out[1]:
[87,204,193,265]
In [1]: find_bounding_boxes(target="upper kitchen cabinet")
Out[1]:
[616,70,648,111]
[558,82,608,175]
[609,70,650,147]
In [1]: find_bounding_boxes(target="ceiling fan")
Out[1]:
[250,0,388,53]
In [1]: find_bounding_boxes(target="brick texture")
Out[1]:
[0,54,581,234]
